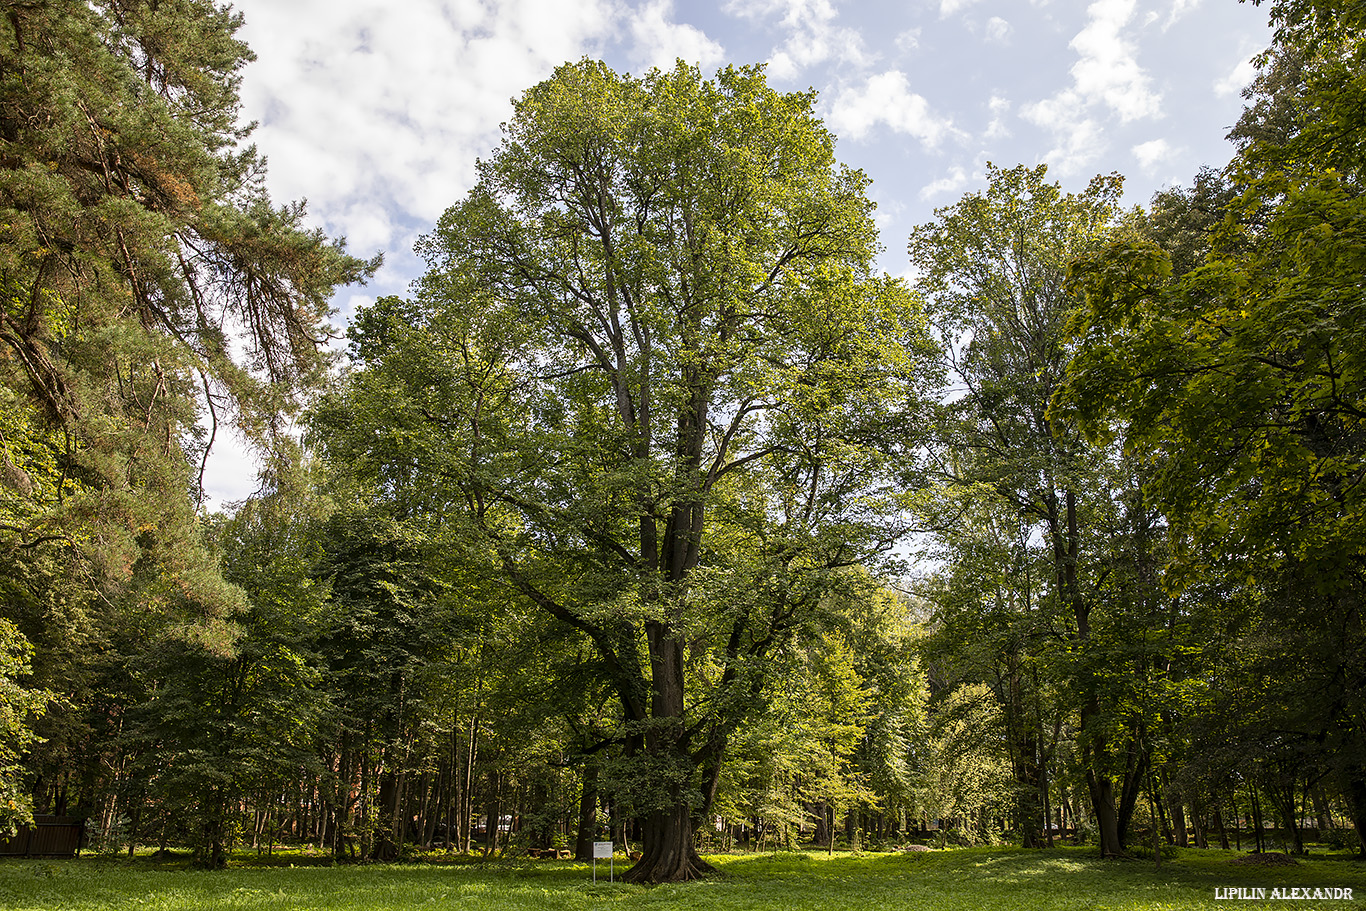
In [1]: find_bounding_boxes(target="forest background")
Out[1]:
[0,0,1364,886]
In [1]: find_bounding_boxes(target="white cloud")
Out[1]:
[985,17,1012,43]
[1165,0,1200,29]
[895,28,921,52]
[1051,119,1107,175]
[627,0,726,71]
[984,95,1011,139]
[920,166,970,200]
[1020,0,1161,174]
[216,0,617,503]
[236,0,617,242]
[940,0,982,16]
[1215,55,1258,97]
[723,0,873,78]
[873,193,907,235]
[1132,137,1174,172]
[827,71,962,146]
[1029,114,1107,176]
[1067,0,1161,122]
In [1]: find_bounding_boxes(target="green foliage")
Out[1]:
[16,0,1366,870]
[0,0,374,862]
[0,618,48,833]
[1063,2,1366,584]
[1059,0,1366,850]
[716,583,933,846]
[914,684,1012,846]
[910,163,1174,854]
[315,59,938,881]
[0,0,376,621]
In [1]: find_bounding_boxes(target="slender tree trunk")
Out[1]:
[1232,791,1242,851]
[1041,747,1055,848]
[1214,807,1230,850]
[1251,785,1265,853]
[1266,769,1303,854]
[1311,782,1333,834]
[1171,797,1188,847]
[1192,800,1208,850]
[358,745,373,860]
[465,718,479,853]
[1059,489,1120,858]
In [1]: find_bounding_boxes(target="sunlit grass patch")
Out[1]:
[0,846,1362,910]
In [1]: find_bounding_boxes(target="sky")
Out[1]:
[204,0,1276,506]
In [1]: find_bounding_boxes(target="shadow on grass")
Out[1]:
[4,845,1362,911]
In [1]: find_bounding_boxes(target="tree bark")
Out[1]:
[1170,788,1188,847]
[574,761,599,861]
[1214,807,1230,850]
[1086,766,1123,857]
[622,629,715,883]
[372,764,401,861]
[625,802,712,882]
[1343,766,1366,857]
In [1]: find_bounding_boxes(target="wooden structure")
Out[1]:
[0,816,84,857]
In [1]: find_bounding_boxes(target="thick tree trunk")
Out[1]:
[1012,724,1043,847]
[1343,766,1366,857]
[574,761,599,861]
[1086,768,1123,857]
[813,801,829,847]
[203,786,228,868]
[372,765,401,861]
[621,621,719,883]
[624,803,712,883]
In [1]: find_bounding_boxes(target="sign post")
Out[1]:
[593,841,613,882]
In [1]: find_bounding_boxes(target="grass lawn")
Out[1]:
[0,846,1361,910]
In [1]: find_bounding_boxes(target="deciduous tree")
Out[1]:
[318,59,938,881]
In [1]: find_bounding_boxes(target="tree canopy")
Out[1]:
[0,0,375,839]
[317,59,938,882]
[3,0,1365,875]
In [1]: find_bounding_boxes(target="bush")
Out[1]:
[1322,828,1361,853]
[1127,842,1179,861]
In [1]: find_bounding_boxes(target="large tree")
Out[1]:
[1060,0,1366,851]
[0,0,375,835]
[910,164,1174,856]
[0,0,376,588]
[316,60,937,881]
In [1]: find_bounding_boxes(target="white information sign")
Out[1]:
[592,840,614,882]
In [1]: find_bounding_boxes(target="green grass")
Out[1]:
[0,847,1361,910]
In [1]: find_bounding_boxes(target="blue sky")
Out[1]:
[205,0,1275,505]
